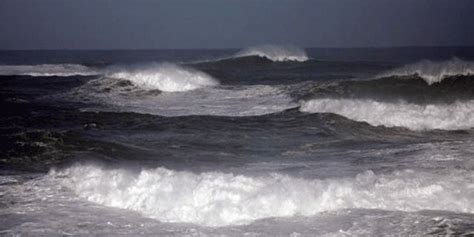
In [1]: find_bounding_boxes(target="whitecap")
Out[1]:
[235,45,309,62]
[380,58,474,85]
[300,98,474,131]
[105,63,219,92]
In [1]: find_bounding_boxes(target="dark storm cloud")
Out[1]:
[0,0,473,49]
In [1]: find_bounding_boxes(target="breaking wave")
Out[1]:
[0,63,218,93]
[300,98,474,131]
[296,75,474,105]
[71,83,297,117]
[0,64,99,77]
[235,45,309,62]
[51,164,474,227]
[105,63,219,92]
[380,58,474,85]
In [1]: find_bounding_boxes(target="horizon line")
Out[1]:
[1,45,474,51]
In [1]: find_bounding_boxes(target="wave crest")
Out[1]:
[0,64,98,77]
[300,98,474,131]
[380,58,474,85]
[235,45,309,62]
[51,164,473,227]
[106,63,219,92]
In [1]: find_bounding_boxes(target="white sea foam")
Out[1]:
[51,164,474,227]
[235,45,309,62]
[73,83,298,117]
[106,63,219,92]
[300,98,474,130]
[0,64,99,77]
[381,58,474,85]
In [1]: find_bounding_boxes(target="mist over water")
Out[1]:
[1,47,474,236]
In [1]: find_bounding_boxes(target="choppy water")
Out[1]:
[1,46,474,236]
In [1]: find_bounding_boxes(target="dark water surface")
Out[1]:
[1,47,473,236]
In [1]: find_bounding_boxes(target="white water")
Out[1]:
[380,58,474,85]
[0,63,218,93]
[67,80,298,117]
[0,64,99,77]
[106,63,219,92]
[50,164,474,227]
[300,98,474,131]
[235,45,309,62]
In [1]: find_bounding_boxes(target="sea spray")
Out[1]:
[235,45,309,62]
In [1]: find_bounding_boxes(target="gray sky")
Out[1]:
[1,0,473,49]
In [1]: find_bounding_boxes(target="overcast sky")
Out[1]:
[1,0,473,49]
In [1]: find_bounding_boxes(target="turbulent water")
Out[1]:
[1,46,474,236]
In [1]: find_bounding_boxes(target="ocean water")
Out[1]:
[1,46,474,236]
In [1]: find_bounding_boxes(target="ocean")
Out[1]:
[1,46,474,236]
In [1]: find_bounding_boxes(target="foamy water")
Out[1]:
[301,98,474,130]
[50,164,474,226]
[71,83,298,117]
